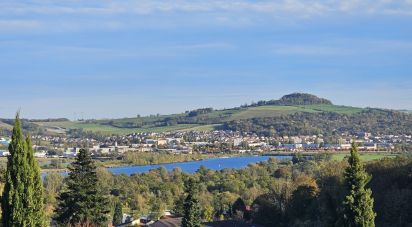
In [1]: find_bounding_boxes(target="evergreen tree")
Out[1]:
[1,113,46,227]
[232,197,246,219]
[112,201,123,226]
[342,143,376,227]
[182,178,202,227]
[55,148,109,226]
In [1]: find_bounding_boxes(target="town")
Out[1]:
[0,130,409,159]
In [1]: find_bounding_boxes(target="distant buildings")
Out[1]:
[0,150,10,156]
[0,137,10,145]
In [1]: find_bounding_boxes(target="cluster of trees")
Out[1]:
[245,93,333,107]
[121,151,206,165]
[187,108,214,117]
[0,115,108,226]
[0,118,40,136]
[224,109,412,137]
[2,114,412,226]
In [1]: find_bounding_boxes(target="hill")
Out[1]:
[0,93,410,136]
[248,93,333,106]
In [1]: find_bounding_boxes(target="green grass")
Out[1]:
[32,104,365,134]
[230,105,312,120]
[331,153,398,162]
[0,121,13,130]
[34,121,215,135]
[230,104,362,120]
[177,124,221,132]
[299,104,364,114]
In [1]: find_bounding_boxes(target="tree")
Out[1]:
[55,149,109,226]
[202,205,214,222]
[173,195,186,217]
[288,184,318,225]
[342,143,376,227]
[232,198,246,219]
[1,113,47,227]
[182,178,202,227]
[112,201,123,226]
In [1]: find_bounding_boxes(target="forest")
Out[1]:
[1,144,409,226]
[33,149,412,226]
[224,108,412,137]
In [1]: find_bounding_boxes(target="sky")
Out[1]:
[0,0,411,119]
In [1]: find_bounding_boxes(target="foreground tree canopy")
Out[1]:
[1,113,46,227]
[55,148,109,226]
[343,143,376,227]
[182,178,202,227]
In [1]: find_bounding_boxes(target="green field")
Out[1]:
[231,105,316,120]
[177,124,221,132]
[298,104,364,114]
[0,121,13,130]
[230,104,363,120]
[35,121,217,135]
[26,104,367,135]
[331,153,398,162]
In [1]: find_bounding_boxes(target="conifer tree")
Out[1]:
[55,148,109,226]
[1,113,46,227]
[112,201,123,226]
[182,178,202,227]
[343,143,376,227]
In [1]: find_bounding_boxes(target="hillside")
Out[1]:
[0,93,410,136]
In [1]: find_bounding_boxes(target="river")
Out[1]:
[107,155,291,175]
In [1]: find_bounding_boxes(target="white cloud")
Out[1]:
[1,0,412,16]
[0,1,411,32]
[174,42,235,50]
[270,39,412,56]
[0,20,41,29]
[272,44,346,56]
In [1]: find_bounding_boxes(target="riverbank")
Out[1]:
[40,152,247,174]
[263,151,401,161]
[21,151,407,174]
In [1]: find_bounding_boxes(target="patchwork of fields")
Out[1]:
[1,104,368,135]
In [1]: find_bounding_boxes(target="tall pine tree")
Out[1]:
[1,113,46,227]
[182,178,202,227]
[342,143,376,227]
[55,148,109,226]
[112,201,123,226]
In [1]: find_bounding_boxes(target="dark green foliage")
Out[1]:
[36,151,412,227]
[112,201,123,226]
[182,178,202,227]
[55,149,109,226]
[342,143,376,227]
[244,93,333,107]
[225,109,412,137]
[366,156,412,226]
[277,93,332,105]
[252,193,285,226]
[292,153,305,164]
[232,198,246,216]
[1,113,46,227]
[288,185,318,225]
[188,108,214,117]
[258,93,333,106]
[173,195,186,217]
[315,161,347,226]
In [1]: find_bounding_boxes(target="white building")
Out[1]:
[0,150,10,156]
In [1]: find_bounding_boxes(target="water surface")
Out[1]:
[108,155,291,175]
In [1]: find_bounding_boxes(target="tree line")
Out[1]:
[224,109,412,137]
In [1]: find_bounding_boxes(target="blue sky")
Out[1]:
[0,0,411,119]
